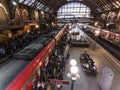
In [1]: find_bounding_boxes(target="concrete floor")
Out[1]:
[61,28,120,90]
[62,47,100,90]
[62,45,120,90]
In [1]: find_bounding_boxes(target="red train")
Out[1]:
[83,25,120,46]
[3,25,68,90]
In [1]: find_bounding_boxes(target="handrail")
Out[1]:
[6,25,67,90]
[0,20,39,30]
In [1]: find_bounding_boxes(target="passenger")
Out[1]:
[66,52,70,60]
[37,80,44,90]
[80,35,84,41]
[83,51,89,58]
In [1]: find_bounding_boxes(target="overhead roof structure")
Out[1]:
[17,0,120,14]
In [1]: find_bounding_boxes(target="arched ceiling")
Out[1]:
[17,0,120,15]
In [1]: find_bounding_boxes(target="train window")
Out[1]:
[101,32,106,38]
[109,34,114,41]
[107,23,116,30]
[0,48,6,55]
[105,33,109,40]
[0,48,2,54]
[115,36,120,42]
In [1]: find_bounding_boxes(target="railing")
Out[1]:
[57,18,91,23]
[0,20,21,29]
[0,20,40,30]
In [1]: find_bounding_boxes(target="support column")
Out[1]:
[6,0,16,20]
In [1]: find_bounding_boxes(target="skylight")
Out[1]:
[18,0,24,3]
[23,0,31,5]
[57,2,91,19]
[18,0,52,13]
[67,0,73,1]
[67,0,82,1]
[97,8,102,12]
[44,8,50,12]
[115,1,120,6]
[39,4,44,9]
[112,2,119,8]
[27,0,35,6]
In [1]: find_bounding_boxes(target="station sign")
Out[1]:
[48,79,70,85]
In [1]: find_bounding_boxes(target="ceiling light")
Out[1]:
[12,1,17,6]
[0,3,2,6]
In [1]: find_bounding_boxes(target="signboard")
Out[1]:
[48,79,70,85]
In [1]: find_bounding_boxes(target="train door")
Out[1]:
[25,70,39,90]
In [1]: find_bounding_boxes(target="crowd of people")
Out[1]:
[0,27,57,59]
[36,33,68,90]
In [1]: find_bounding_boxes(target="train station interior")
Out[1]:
[0,0,120,90]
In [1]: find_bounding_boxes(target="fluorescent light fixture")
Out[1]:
[13,1,17,6]
[71,66,78,74]
[0,3,2,6]
[70,59,77,66]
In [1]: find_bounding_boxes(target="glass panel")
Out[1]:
[67,0,73,2]
[46,8,50,12]
[86,8,90,12]
[67,8,71,12]
[67,3,71,7]
[39,5,44,9]
[36,2,40,6]
[50,10,53,13]
[27,2,33,6]
[34,1,38,6]
[75,8,80,12]
[81,4,84,7]
[27,0,35,6]
[81,8,86,12]
[39,4,43,7]
[57,2,91,19]
[77,3,81,7]
[112,2,119,8]
[18,0,24,3]
[36,4,41,9]
[23,0,31,5]
[115,1,120,6]
[64,9,67,12]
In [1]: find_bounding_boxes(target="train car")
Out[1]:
[12,30,60,60]
[83,25,120,47]
[0,36,53,90]
[0,59,30,89]
[70,26,89,47]
[70,36,89,47]
[2,25,68,90]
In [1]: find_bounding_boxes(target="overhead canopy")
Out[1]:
[17,0,120,14]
